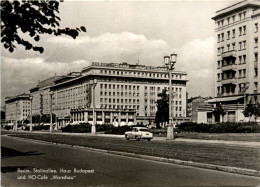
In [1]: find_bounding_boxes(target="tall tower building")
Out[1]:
[212,0,259,100]
[201,0,259,123]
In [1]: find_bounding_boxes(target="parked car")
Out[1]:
[125,127,153,141]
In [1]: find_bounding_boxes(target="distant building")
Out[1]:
[29,74,62,116]
[187,96,212,122]
[5,93,31,124]
[28,62,188,128]
[199,0,260,123]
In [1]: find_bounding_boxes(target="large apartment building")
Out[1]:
[199,0,260,123]
[5,93,31,124]
[28,62,188,128]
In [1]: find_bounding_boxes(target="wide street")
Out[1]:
[1,135,260,187]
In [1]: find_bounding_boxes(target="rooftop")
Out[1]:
[5,93,31,103]
[83,62,187,74]
[212,0,260,20]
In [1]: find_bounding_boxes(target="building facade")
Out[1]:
[49,62,188,127]
[187,96,211,122]
[30,75,62,117]
[202,0,260,122]
[5,93,31,124]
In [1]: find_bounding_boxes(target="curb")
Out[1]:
[6,135,260,177]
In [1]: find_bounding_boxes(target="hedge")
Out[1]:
[61,123,140,134]
[176,122,260,133]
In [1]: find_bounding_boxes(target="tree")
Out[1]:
[212,103,226,123]
[243,101,260,122]
[155,89,169,128]
[1,0,86,53]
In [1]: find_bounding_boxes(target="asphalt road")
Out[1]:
[1,135,260,187]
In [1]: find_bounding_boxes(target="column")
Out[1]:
[102,111,105,124]
[118,112,121,126]
[110,112,113,124]
[134,112,137,124]
[126,112,129,126]
[86,112,89,123]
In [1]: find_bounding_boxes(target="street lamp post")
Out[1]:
[90,79,97,134]
[30,96,33,132]
[49,91,54,132]
[14,100,18,131]
[164,53,177,140]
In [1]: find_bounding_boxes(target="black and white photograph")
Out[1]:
[1,0,260,186]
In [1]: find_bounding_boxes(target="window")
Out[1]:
[239,84,244,92]
[243,41,246,49]
[221,47,224,54]
[221,33,224,41]
[232,42,236,50]
[243,69,246,78]
[217,73,221,81]
[239,42,242,50]
[239,13,242,20]
[239,70,242,78]
[243,11,246,19]
[255,53,258,62]
[221,20,224,26]
[232,29,237,39]
[227,17,230,24]
[255,69,258,77]
[227,31,230,40]
[255,23,258,33]
[254,82,258,90]
[239,27,242,36]
[218,34,220,42]
[238,56,242,64]
[243,26,246,35]
[218,61,221,68]
[255,37,258,48]
[232,15,236,23]
[227,44,230,51]
[243,55,246,64]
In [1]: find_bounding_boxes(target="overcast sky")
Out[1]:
[1,0,239,106]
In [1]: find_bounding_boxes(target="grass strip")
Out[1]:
[4,132,259,171]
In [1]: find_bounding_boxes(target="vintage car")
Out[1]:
[125,127,153,141]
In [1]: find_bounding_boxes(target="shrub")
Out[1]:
[4,126,12,130]
[177,122,260,133]
[104,125,132,135]
[61,123,91,133]
[33,125,50,131]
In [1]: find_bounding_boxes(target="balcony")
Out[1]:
[221,64,237,72]
[221,78,237,85]
[221,50,237,59]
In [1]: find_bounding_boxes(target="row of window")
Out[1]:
[100,104,140,110]
[217,11,247,28]
[217,53,258,69]
[99,69,184,79]
[100,98,140,104]
[217,26,246,42]
[217,69,246,81]
[217,40,246,54]
[100,84,140,90]
[100,91,140,97]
